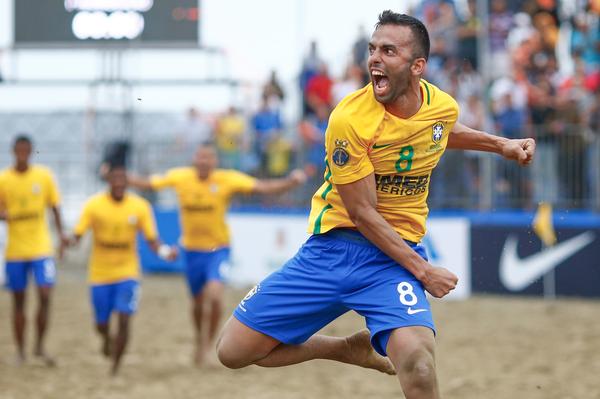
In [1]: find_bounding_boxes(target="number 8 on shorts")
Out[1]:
[397,282,418,306]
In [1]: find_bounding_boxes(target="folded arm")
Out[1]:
[336,173,457,298]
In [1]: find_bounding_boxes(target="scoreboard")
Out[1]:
[14,0,199,47]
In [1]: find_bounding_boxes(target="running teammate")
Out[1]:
[0,135,67,366]
[215,12,536,399]
[65,165,177,375]
[128,142,306,366]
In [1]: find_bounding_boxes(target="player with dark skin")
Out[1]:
[1,138,68,366]
[65,167,177,375]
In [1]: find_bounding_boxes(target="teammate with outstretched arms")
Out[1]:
[216,12,535,399]
[127,142,306,366]
[0,135,68,366]
[63,165,177,375]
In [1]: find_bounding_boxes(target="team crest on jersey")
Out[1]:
[332,139,350,167]
[432,122,444,143]
[127,215,138,225]
[31,183,41,195]
[210,184,218,193]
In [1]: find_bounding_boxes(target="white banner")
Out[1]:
[422,218,470,300]
[226,214,471,300]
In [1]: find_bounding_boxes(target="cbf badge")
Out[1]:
[332,139,350,167]
[432,122,444,143]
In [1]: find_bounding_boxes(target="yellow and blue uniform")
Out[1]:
[234,81,459,355]
[74,192,157,323]
[0,165,60,291]
[151,167,256,294]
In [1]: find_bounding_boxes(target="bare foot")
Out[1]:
[345,330,395,375]
[13,353,26,367]
[110,361,121,377]
[101,337,111,358]
[33,350,57,368]
[193,344,206,367]
[202,350,221,369]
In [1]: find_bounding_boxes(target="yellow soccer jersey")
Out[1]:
[0,165,61,260]
[150,168,257,250]
[74,192,157,284]
[308,80,459,243]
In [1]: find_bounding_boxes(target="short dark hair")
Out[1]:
[13,134,32,148]
[107,163,127,174]
[376,11,430,61]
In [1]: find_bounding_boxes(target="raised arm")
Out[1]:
[336,173,457,298]
[448,121,536,166]
[126,173,154,191]
[251,169,307,195]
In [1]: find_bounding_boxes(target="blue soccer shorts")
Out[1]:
[233,229,435,357]
[5,257,56,292]
[91,279,140,324]
[183,247,231,296]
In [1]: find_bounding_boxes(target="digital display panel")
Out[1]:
[14,0,200,47]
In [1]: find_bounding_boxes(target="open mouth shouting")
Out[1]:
[371,69,390,98]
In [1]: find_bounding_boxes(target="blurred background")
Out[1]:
[0,0,599,293]
[0,0,598,214]
[0,1,600,398]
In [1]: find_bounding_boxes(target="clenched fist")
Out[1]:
[421,266,458,298]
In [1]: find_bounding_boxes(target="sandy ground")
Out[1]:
[1,267,599,399]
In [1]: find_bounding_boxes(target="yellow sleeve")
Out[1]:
[150,169,178,190]
[45,170,61,207]
[0,175,6,211]
[326,111,374,185]
[227,171,257,194]
[74,201,92,236]
[138,200,158,241]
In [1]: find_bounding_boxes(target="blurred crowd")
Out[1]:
[164,0,600,210]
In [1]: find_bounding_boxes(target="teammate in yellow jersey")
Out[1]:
[128,142,306,366]
[63,165,177,375]
[216,11,536,399]
[0,135,68,366]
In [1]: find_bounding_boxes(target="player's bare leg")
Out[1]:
[12,291,27,364]
[386,326,439,399]
[195,281,224,366]
[111,313,131,376]
[192,291,205,365]
[33,286,56,367]
[96,323,111,357]
[217,317,394,374]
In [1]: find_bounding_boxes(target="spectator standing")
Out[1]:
[262,70,286,111]
[494,93,530,207]
[305,63,333,116]
[457,0,481,69]
[489,0,514,77]
[299,41,323,117]
[176,107,214,150]
[215,107,246,170]
[252,99,284,176]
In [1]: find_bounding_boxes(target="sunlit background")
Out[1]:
[0,1,599,398]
